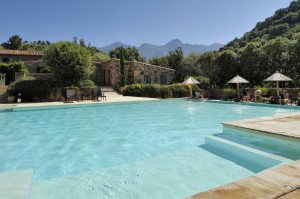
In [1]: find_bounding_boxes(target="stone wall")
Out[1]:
[93,59,175,87]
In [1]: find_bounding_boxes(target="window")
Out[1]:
[2,58,9,63]
[160,75,167,84]
[144,75,151,84]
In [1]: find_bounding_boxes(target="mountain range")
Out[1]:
[99,39,223,59]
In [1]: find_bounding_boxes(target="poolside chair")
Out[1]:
[92,86,106,101]
[65,88,78,102]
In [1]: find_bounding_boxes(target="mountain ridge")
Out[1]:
[99,39,223,59]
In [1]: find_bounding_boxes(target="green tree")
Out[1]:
[198,51,219,88]
[109,46,145,62]
[79,39,86,48]
[261,37,290,74]
[168,47,184,82]
[92,52,110,62]
[215,50,240,87]
[43,42,92,87]
[1,35,22,50]
[239,42,263,86]
[119,47,126,87]
[148,56,169,68]
[182,52,202,77]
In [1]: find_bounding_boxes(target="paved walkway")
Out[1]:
[223,112,300,139]
[187,160,300,199]
[0,95,159,109]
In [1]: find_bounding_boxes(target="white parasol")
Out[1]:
[264,71,292,96]
[227,75,249,99]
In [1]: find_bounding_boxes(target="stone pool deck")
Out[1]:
[223,112,300,139]
[188,111,300,199]
[0,95,159,109]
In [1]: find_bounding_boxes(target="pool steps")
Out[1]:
[0,169,33,199]
[204,135,292,167]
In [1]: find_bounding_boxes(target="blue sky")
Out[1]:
[0,0,294,47]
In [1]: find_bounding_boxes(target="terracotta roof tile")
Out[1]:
[0,49,44,56]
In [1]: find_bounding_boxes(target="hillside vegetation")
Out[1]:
[207,0,300,88]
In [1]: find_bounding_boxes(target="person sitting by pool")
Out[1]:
[242,87,250,102]
[280,90,290,105]
[194,92,204,101]
[253,90,262,103]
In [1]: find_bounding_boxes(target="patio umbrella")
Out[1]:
[264,71,292,96]
[227,75,249,99]
[182,76,200,97]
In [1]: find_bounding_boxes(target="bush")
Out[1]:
[160,85,170,98]
[0,61,28,84]
[255,86,269,96]
[7,76,58,102]
[194,76,210,89]
[123,84,142,97]
[79,80,95,88]
[123,83,191,98]
[170,84,190,98]
[223,88,236,100]
[141,84,161,97]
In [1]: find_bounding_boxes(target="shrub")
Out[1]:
[170,84,190,98]
[223,88,236,100]
[255,86,269,96]
[123,83,191,98]
[79,80,95,88]
[141,84,161,98]
[123,84,142,97]
[160,85,170,98]
[194,76,210,89]
[7,76,58,102]
[0,61,28,84]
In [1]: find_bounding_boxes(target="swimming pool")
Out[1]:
[0,99,299,198]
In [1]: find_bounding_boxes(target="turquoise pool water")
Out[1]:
[0,99,299,198]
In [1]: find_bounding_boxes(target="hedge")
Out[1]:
[123,83,200,98]
[7,77,95,102]
[7,76,59,102]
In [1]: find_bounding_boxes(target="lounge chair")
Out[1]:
[92,86,106,101]
[66,88,78,102]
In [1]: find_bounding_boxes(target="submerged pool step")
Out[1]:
[205,135,292,170]
[0,169,33,199]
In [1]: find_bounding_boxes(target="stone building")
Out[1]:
[93,59,175,87]
[0,49,44,73]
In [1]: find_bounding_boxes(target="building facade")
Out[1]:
[0,50,44,73]
[93,59,175,87]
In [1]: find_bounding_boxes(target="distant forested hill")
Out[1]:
[223,0,300,50]
[196,0,300,88]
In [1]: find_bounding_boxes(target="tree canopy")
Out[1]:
[1,35,22,50]
[43,42,92,87]
[109,46,145,62]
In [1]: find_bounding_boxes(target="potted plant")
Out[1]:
[7,95,15,103]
